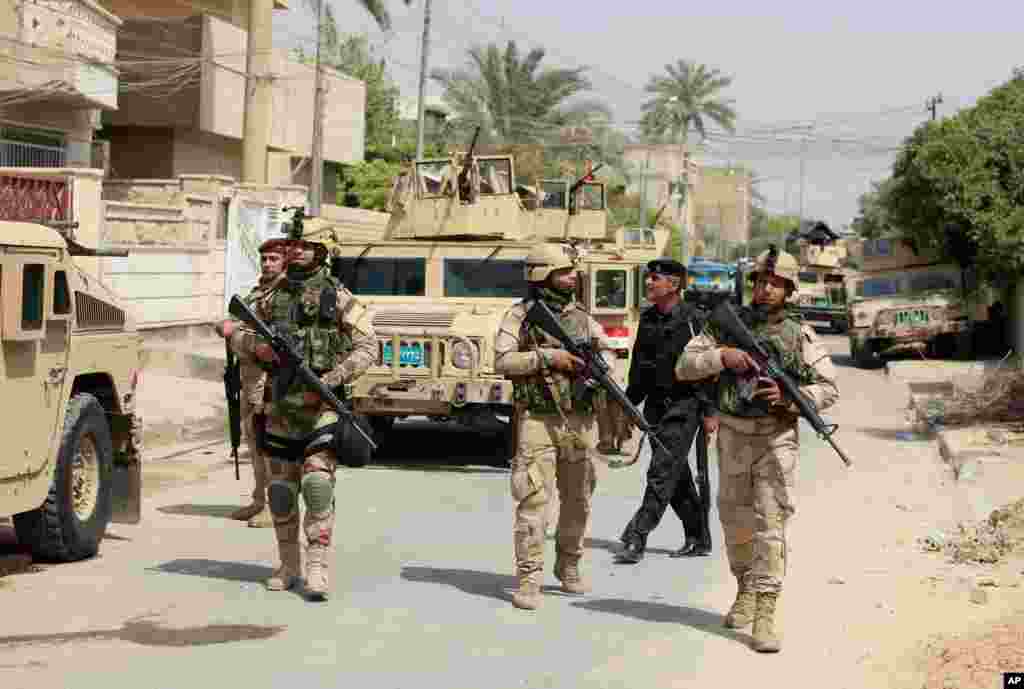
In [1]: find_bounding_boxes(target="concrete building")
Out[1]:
[691,166,752,252]
[0,0,122,168]
[100,11,365,204]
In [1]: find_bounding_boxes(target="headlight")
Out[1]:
[852,310,870,326]
[451,340,478,369]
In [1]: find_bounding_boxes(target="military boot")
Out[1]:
[229,501,265,521]
[751,592,781,653]
[723,582,756,629]
[247,504,274,528]
[305,544,331,601]
[266,542,302,591]
[511,575,541,610]
[554,556,589,595]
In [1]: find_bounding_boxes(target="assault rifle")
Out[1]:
[224,338,242,480]
[456,126,481,203]
[227,295,377,455]
[708,300,853,467]
[523,299,670,458]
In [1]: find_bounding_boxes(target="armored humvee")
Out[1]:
[846,237,986,368]
[298,153,669,461]
[1,221,142,562]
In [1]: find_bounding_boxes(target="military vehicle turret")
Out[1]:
[295,147,670,462]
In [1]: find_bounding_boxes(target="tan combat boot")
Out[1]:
[751,592,781,653]
[511,575,541,610]
[247,505,274,528]
[554,556,590,595]
[266,542,302,591]
[305,544,330,601]
[723,582,756,629]
[229,501,264,521]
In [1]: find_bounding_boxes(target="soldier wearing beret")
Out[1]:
[616,258,713,563]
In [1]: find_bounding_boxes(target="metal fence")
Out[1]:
[0,139,66,168]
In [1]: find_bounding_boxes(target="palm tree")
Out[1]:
[431,41,593,146]
[308,0,411,54]
[640,60,737,144]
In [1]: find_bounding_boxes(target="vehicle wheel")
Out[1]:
[368,416,395,437]
[14,393,113,562]
[932,334,957,359]
[851,338,876,369]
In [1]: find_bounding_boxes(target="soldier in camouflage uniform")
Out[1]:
[675,247,838,652]
[216,239,289,528]
[221,239,376,601]
[494,243,615,611]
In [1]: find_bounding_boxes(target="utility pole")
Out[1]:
[309,0,326,216]
[926,93,944,121]
[241,0,273,184]
[638,151,651,228]
[415,0,433,159]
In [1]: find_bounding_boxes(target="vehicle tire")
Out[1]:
[851,338,876,369]
[368,416,395,437]
[13,393,113,562]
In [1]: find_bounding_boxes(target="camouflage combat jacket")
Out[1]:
[494,298,614,417]
[230,265,377,438]
[675,310,838,423]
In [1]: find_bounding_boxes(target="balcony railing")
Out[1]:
[0,139,66,168]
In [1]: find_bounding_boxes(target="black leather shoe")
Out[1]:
[670,538,711,558]
[616,540,645,563]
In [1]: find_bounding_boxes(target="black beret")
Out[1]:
[646,258,686,276]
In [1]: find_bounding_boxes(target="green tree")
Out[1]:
[337,158,402,210]
[431,40,594,146]
[881,70,1024,284]
[639,60,737,143]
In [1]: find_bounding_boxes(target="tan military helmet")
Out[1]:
[749,246,800,291]
[524,242,577,283]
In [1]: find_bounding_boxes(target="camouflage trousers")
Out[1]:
[510,409,597,584]
[241,403,268,506]
[716,419,798,594]
[265,450,337,553]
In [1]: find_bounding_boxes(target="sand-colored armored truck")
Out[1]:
[1,221,142,561]
[297,152,670,460]
[846,237,987,368]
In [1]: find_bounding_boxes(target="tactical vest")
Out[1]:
[714,315,818,418]
[514,300,598,416]
[266,268,353,391]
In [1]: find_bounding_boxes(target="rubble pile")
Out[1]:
[921,498,1024,564]
[937,366,1024,426]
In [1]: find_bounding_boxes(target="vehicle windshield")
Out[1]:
[908,270,960,293]
[333,257,427,296]
[858,277,903,298]
[444,259,527,298]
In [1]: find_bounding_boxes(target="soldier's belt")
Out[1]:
[718,412,797,436]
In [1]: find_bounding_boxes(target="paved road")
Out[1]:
[1,335,864,689]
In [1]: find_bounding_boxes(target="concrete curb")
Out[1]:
[936,427,1012,482]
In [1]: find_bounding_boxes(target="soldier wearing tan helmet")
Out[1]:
[493,242,616,610]
[214,238,291,528]
[675,246,839,652]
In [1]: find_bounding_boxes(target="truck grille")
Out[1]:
[74,291,126,329]
[372,310,456,332]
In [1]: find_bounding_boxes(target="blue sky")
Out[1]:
[275,1,1023,227]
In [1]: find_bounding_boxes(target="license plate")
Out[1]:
[894,309,929,326]
[382,342,424,366]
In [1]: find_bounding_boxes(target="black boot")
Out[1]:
[616,538,645,563]
[671,537,711,558]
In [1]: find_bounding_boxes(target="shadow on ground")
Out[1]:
[857,427,934,443]
[368,420,510,473]
[157,504,244,519]
[147,558,273,583]
[572,598,750,646]
[400,565,515,604]
[0,611,284,648]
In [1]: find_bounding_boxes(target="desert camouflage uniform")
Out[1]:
[229,264,376,597]
[494,296,614,606]
[235,277,284,520]
[675,316,837,594]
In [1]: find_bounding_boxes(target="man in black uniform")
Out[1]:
[617,258,712,563]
